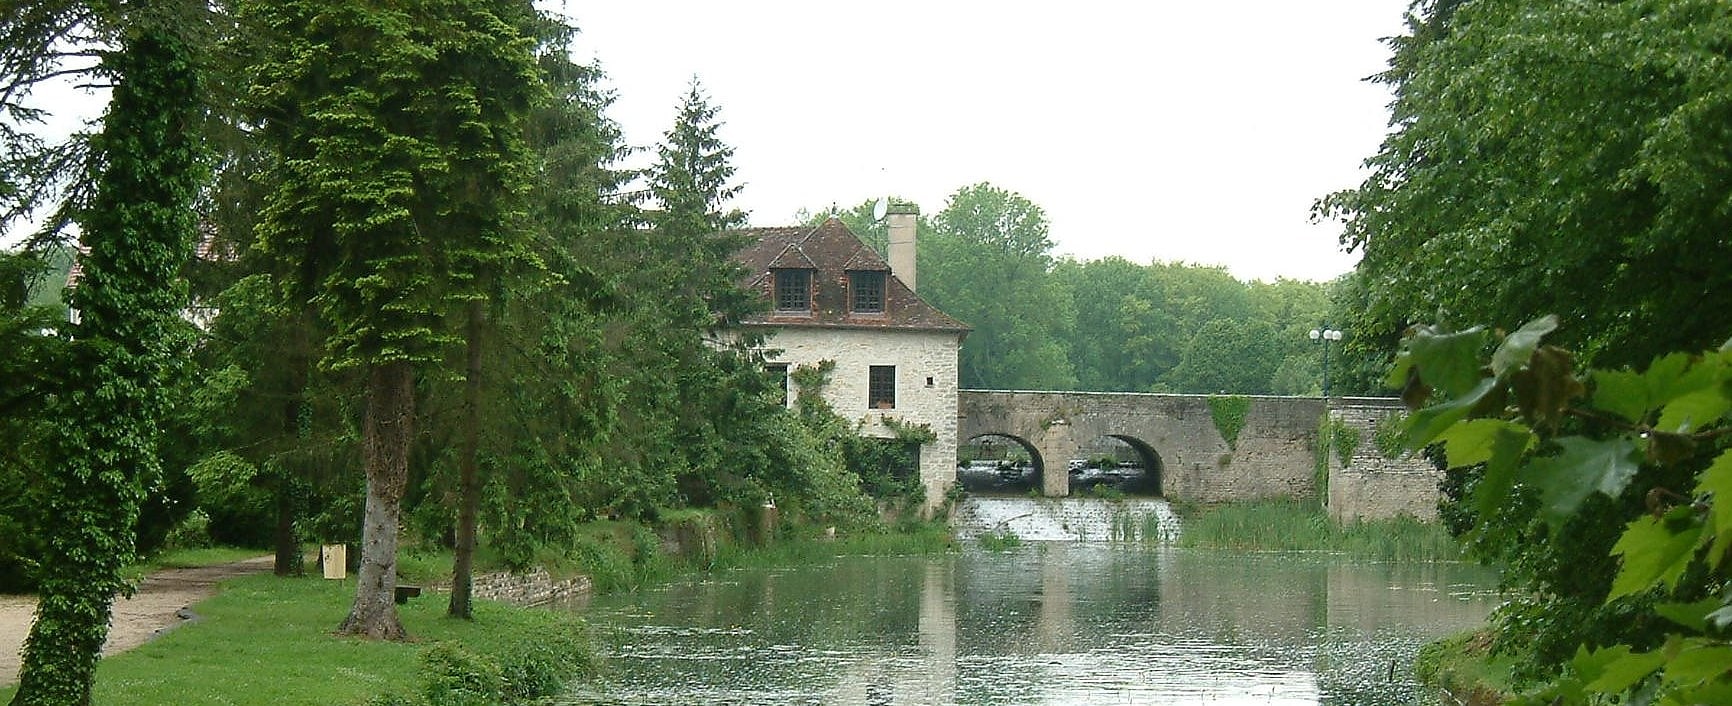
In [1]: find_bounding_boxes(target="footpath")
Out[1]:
[0,556,272,686]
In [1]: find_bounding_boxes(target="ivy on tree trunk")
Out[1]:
[11,19,201,706]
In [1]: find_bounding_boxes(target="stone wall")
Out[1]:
[762,326,963,514]
[442,569,593,608]
[957,391,1326,503]
[1325,399,1443,522]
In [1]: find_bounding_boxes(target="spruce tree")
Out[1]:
[238,0,540,639]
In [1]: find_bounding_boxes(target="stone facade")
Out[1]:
[733,216,969,516]
[1325,399,1443,522]
[763,326,962,512]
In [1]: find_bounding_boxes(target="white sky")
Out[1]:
[557,0,1412,283]
[4,2,1411,284]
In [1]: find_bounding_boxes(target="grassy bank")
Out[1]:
[1176,498,1462,562]
[1414,631,1517,705]
[1,572,592,705]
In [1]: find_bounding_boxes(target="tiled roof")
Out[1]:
[731,218,969,334]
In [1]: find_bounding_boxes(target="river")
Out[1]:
[556,536,1498,705]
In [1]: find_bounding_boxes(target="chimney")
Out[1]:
[886,202,919,292]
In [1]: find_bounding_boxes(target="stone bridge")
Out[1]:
[956,391,1438,520]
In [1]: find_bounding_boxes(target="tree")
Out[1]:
[238,0,541,639]
[1317,0,1732,370]
[924,182,1075,390]
[9,3,206,701]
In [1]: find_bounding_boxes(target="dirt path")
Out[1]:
[0,556,272,687]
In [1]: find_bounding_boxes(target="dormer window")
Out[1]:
[774,269,812,312]
[849,270,885,313]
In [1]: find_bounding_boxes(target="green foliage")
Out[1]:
[1207,395,1251,450]
[1394,317,1732,702]
[976,531,1022,552]
[1373,412,1407,460]
[922,183,1076,390]
[1319,0,1732,372]
[12,16,206,703]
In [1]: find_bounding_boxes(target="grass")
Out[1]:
[121,545,268,581]
[1413,630,1518,705]
[2,572,593,705]
[1176,498,1463,562]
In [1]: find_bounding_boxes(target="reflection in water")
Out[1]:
[558,545,1498,705]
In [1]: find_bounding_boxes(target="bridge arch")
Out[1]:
[1074,433,1164,497]
[956,433,1047,495]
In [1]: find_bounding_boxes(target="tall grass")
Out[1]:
[1177,498,1462,562]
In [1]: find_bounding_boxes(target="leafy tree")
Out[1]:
[924,182,1075,390]
[1318,0,1732,370]
[9,4,206,701]
[237,0,541,640]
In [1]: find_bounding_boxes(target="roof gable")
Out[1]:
[729,218,968,334]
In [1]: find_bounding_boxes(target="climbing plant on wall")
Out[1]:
[1207,395,1250,450]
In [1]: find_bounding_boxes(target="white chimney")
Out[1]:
[886,202,918,292]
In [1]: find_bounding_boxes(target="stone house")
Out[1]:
[732,205,969,514]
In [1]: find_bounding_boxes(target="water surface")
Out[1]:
[559,544,1497,705]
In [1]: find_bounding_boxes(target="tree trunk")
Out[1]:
[275,330,307,577]
[338,360,413,640]
[449,301,483,619]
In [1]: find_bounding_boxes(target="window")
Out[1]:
[774,269,811,312]
[765,363,790,407]
[869,365,896,409]
[849,270,885,313]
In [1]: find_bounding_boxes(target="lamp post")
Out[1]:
[1308,326,1343,398]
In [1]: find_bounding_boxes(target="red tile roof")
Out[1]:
[732,218,969,334]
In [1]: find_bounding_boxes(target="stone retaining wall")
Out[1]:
[1326,400,1444,522]
[434,569,592,608]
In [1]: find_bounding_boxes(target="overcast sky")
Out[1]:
[557,0,1412,283]
[3,2,1412,284]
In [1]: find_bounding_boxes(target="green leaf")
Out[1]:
[1470,424,1538,524]
[1693,449,1732,565]
[1406,377,1499,450]
[1657,389,1730,434]
[1593,369,1651,424]
[1660,640,1732,687]
[1610,511,1704,601]
[1437,418,1534,469]
[1408,326,1490,398]
[1527,436,1642,529]
[1581,645,1666,694]
[1654,597,1721,632]
[1491,314,1559,378]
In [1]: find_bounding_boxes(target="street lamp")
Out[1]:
[1308,326,1344,398]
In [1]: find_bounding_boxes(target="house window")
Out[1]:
[765,363,790,407]
[849,270,885,313]
[774,269,811,312]
[869,365,896,409]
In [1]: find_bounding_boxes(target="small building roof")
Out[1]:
[731,218,969,334]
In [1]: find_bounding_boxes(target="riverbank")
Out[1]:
[0,517,954,704]
[0,570,592,705]
[1414,631,1517,705]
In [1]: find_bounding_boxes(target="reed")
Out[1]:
[1177,498,1461,562]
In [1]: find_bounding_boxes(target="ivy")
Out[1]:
[1372,412,1407,460]
[1396,315,1732,703]
[1207,395,1250,450]
[12,21,204,704]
